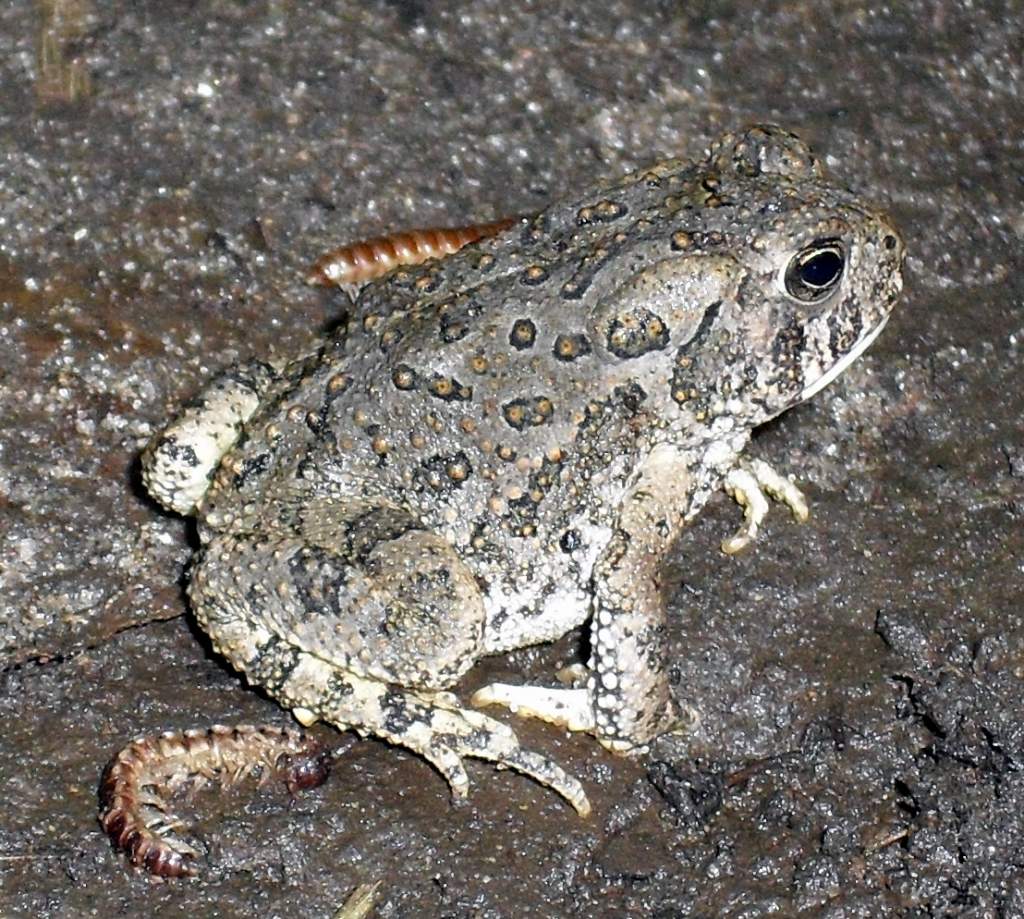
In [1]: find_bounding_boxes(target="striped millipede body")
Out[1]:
[306,216,518,286]
[98,723,331,878]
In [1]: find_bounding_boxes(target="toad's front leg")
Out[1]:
[475,443,692,751]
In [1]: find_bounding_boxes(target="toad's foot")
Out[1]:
[472,684,594,732]
[721,457,809,555]
[473,683,700,754]
[281,657,591,817]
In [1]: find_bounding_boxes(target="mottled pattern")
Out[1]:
[141,125,905,816]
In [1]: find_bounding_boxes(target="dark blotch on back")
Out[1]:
[553,332,592,362]
[502,396,554,430]
[427,375,473,401]
[391,364,418,391]
[416,451,474,493]
[606,308,669,359]
[440,313,469,343]
[509,318,537,350]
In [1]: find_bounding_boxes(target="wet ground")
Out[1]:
[1,1,1022,916]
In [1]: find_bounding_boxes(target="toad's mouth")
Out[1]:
[798,313,890,402]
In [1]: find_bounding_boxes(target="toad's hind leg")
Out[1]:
[247,651,589,815]
[188,515,590,816]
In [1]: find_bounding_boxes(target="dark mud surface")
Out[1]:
[1,1,1022,916]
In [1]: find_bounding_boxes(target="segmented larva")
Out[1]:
[98,723,331,878]
[306,216,517,286]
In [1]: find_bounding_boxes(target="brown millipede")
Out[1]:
[98,723,331,878]
[306,216,518,286]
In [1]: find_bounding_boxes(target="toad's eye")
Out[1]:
[784,240,845,302]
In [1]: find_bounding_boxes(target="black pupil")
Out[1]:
[800,249,843,288]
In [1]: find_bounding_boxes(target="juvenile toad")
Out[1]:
[141,125,905,817]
